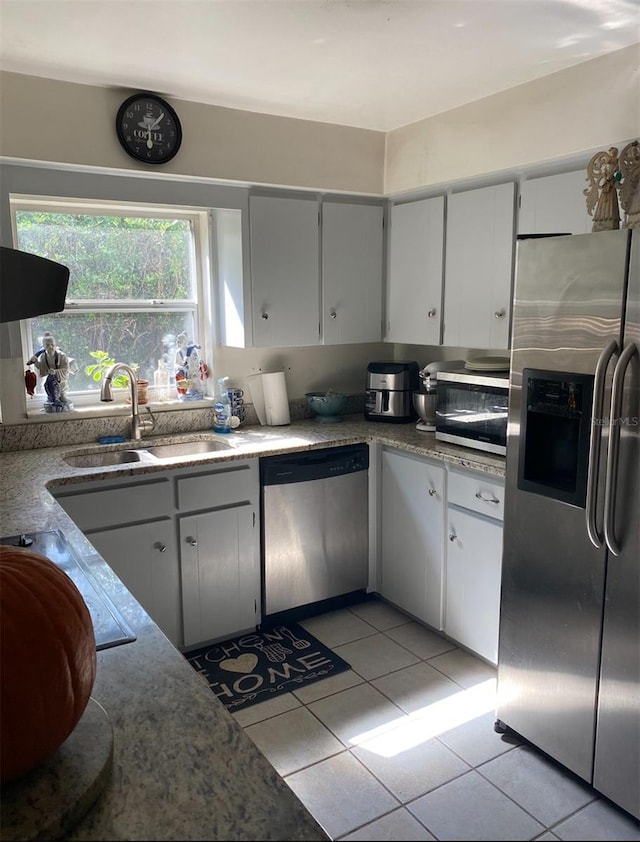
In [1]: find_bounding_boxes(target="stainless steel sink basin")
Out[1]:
[65,449,144,468]
[144,440,233,459]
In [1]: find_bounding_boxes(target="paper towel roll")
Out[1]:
[262,371,290,426]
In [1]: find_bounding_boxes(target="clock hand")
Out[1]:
[147,127,153,149]
[151,111,164,129]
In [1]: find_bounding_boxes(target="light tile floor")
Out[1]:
[233,597,640,841]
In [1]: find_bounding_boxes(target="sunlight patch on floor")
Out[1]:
[350,678,497,757]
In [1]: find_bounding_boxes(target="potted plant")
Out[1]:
[85,351,148,404]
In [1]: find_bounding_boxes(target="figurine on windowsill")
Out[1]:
[174,333,208,400]
[26,331,77,412]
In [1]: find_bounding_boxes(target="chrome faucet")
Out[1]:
[100,363,156,441]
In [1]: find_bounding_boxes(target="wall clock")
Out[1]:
[115,92,182,165]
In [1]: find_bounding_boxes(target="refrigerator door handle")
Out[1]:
[603,341,638,556]
[586,339,619,548]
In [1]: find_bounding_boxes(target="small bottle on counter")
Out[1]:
[213,376,232,434]
[153,359,171,402]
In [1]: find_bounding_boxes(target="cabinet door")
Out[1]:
[180,505,259,647]
[380,449,445,629]
[444,183,515,350]
[322,201,383,344]
[249,195,320,347]
[88,519,181,648]
[445,507,503,664]
[386,197,444,344]
[518,170,592,236]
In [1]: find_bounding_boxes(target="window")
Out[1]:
[12,197,211,408]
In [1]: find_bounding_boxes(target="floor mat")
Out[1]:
[185,622,351,712]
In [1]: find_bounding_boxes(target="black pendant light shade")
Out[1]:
[0,247,70,323]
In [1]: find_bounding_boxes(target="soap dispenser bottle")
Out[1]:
[213,376,232,434]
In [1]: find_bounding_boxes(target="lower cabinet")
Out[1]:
[87,518,181,648]
[53,458,261,650]
[445,469,505,665]
[180,505,259,648]
[379,448,445,630]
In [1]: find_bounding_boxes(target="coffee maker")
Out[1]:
[365,361,419,423]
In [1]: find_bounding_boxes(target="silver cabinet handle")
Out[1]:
[329,308,337,319]
[494,309,506,319]
[428,487,437,497]
[604,341,638,556]
[586,339,618,548]
[427,308,437,318]
[261,311,269,320]
[449,532,457,542]
[155,542,167,553]
[475,491,500,504]
[187,537,198,547]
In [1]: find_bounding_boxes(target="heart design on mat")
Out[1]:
[220,654,259,674]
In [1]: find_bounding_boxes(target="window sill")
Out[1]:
[24,396,215,422]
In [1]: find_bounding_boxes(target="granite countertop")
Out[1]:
[0,417,504,841]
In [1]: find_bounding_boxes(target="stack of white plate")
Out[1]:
[464,356,510,372]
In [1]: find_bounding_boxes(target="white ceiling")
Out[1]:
[1,0,638,132]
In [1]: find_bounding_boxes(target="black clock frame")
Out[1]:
[115,92,182,165]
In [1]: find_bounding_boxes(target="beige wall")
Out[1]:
[385,44,640,195]
[2,45,638,198]
[1,48,639,431]
[0,72,385,195]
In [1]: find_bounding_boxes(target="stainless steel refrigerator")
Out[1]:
[496,228,639,819]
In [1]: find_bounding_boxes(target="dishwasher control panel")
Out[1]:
[260,443,369,486]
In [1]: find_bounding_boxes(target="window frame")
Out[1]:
[11,195,214,413]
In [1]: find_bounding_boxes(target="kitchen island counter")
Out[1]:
[0,417,503,841]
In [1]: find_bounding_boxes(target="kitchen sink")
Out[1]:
[143,440,233,459]
[65,449,145,468]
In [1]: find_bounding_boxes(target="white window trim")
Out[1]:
[11,195,214,417]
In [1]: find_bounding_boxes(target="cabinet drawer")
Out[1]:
[55,477,171,531]
[177,461,257,512]
[448,469,505,521]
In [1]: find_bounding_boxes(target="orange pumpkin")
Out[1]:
[0,544,97,784]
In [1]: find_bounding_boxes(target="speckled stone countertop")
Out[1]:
[0,417,504,841]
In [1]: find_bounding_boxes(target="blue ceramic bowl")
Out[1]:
[305,391,348,422]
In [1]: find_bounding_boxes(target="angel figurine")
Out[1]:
[584,147,622,232]
[617,139,640,230]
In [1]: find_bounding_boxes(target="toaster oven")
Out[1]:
[435,370,509,455]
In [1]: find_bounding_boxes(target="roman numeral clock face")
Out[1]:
[116,93,182,164]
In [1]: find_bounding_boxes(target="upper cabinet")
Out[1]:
[321,201,383,344]
[386,196,445,345]
[248,194,384,348]
[249,194,321,348]
[518,169,592,236]
[444,182,515,350]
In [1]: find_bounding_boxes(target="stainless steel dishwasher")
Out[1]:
[260,444,369,620]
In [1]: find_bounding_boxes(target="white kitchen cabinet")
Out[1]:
[180,505,259,648]
[249,194,320,347]
[444,182,515,350]
[53,458,261,650]
[321,201,383,344]
[445,468,504,664]
[386,196,445,345]
[518,170,592,236]
[379,448,445,629]
[178,459,261,648]
[87,519,181,648]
